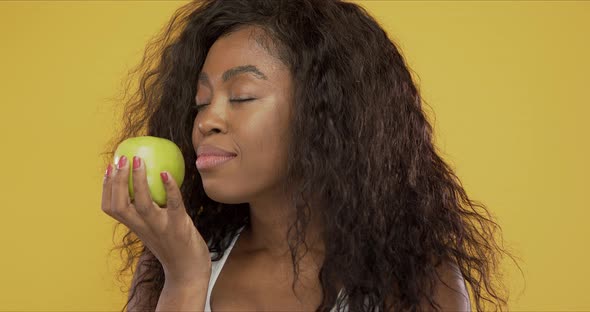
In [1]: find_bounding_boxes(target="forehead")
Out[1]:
[202,26,282,76]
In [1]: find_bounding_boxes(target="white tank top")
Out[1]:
[204,226,349,311]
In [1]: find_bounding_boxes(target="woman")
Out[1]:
[101,0,515,311]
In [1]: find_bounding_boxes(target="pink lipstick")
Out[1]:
[196,155,236,170]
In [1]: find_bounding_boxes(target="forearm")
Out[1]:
[156,279,209,312]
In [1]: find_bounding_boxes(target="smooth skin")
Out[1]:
[101,155,210,311]
[192,25,326,311]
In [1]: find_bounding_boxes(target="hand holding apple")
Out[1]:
[114,136,185,206]
[101,137,212,284]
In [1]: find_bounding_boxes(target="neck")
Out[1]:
[241,188,325,258]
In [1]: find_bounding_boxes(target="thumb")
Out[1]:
[160,171,184,212]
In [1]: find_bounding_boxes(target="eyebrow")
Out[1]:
[198,65,268,87]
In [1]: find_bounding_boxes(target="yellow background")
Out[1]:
[0,0,587,310]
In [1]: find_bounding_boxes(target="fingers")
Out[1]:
[112,155,131,212]
[101,160,141,225]
[131,156,159,218]
[102,158,145,232]
[161,171,184,213]
[110,156,145,231]
[101,164,114,215]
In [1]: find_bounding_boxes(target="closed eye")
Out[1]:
[231,98,255,103]
[195,98,256,111]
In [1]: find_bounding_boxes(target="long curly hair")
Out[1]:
[102,0,521,311]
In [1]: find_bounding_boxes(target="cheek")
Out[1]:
[238,118,289,180]
[200,125,288,204]
[195,100,291,203]
[238,101,290,173]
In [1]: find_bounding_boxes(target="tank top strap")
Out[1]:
[204,225,246,312]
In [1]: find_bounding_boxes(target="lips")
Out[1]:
[196,155,236,170]
[196,144,237,171]
[196,144,237,157]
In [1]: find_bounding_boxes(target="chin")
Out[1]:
[202,185,248,205]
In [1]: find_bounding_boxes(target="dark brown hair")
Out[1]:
[103,0,521,310]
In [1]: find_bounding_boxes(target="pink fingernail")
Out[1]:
[160,172,169,183]
[118,156,127,169]
[133,156,140,170]
[105,164,113,177]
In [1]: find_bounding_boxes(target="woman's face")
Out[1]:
[192,26,293,204]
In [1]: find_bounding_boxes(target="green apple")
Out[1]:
[114,136,185,207]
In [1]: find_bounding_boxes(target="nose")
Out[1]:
[196,99,229,136]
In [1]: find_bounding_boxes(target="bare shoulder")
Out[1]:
[424,260,471,311]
